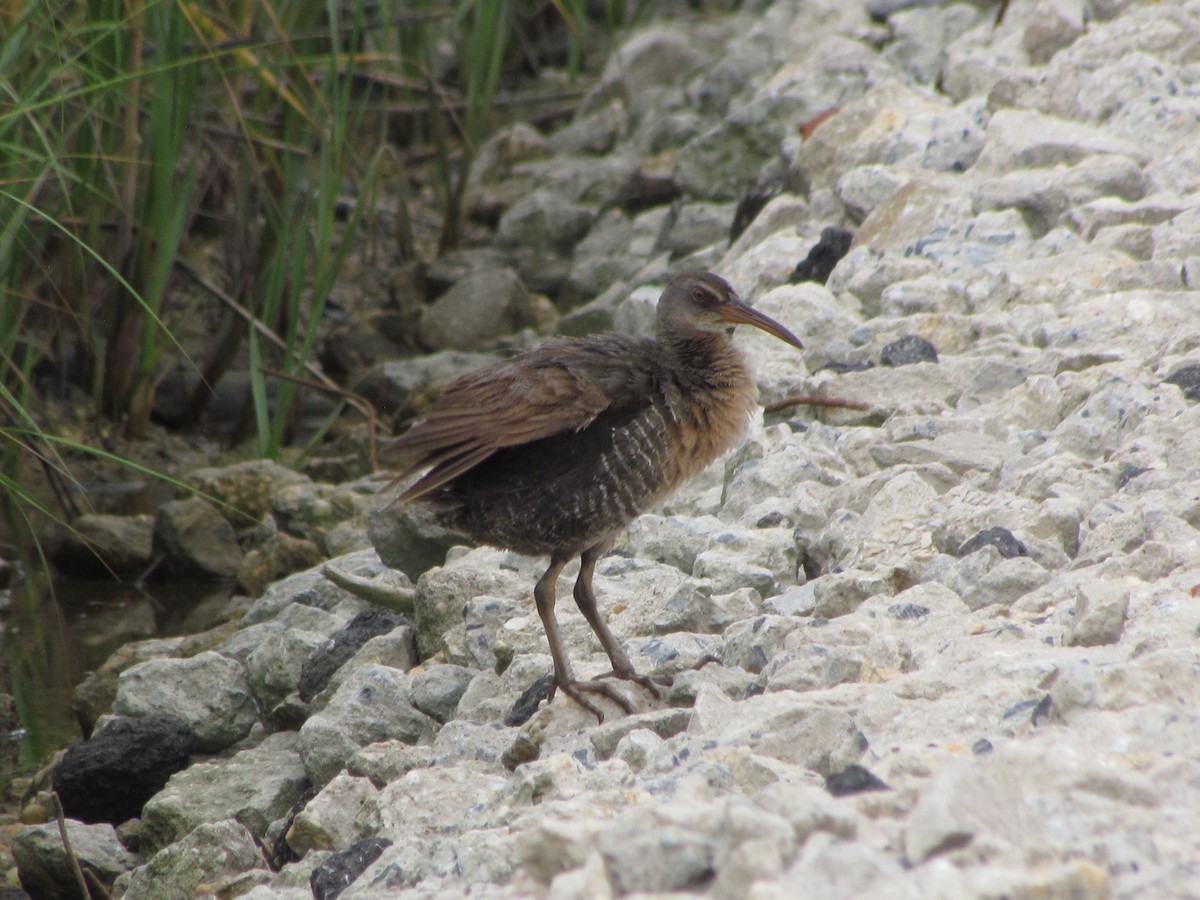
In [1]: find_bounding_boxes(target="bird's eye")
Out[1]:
[692,288,708,303]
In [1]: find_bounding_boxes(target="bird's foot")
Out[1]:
[549,678,636,723]
[592,666,671,699]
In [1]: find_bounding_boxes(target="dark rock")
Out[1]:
[1116,464,1151,489]
[820,360,874,374]
[1164,363,1200,401]
[424,248,514,298]
[972,738,994,755]
[270,786,321,869]
[824,763,890,796]
[1001,697,1044,722]
[729,174,785,243]
[298,608,413,703]
[504,673,556,727]
[310,837,393,900]
[957,527,1029,559]
[616,170,682,214]
[1032,693,1053,725]
[789,226,854,285]
[52,715,194,825]
[887,602,930,620]
[880,334,938,367]
[52,514,154,578]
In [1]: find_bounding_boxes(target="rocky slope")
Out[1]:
[14,0,1200,897]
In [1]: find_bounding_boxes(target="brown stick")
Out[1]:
[764,395,872,414]
[257,366,382,471]
[50,791,101,900]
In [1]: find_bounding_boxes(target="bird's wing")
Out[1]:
[387,337,652,503]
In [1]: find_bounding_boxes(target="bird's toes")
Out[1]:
[550,678,638,722]
[592,668,667,700]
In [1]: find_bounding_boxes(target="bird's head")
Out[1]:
[657,272,804,349]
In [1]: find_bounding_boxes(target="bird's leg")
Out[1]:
[534,556,633,722]
[573,544,667,699]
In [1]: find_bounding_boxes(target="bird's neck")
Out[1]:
[662,327,752,391]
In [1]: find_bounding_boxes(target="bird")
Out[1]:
[386,271,803,721]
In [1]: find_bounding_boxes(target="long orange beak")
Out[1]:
[720,295,804,349]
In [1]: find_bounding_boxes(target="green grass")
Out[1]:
[0,0,652,531]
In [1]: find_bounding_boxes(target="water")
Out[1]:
[0,577,233,796]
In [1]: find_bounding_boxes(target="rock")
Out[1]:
[655,201,736,259]
[120,820,267,900]
[674,121,772,203]
[594,27,708,101]
[298,664,439,786]
[548,99,627,155]
[884,5,982,84]
[597,805,718,894]
[112,651,258,753]
[152,497,241,580]
[1022,0,1085,64]
[186,460,311,527]
[72,636,186,737]
[1164,363,1200,401]
[139,731,307,854]
[349,765,510,888]
[357,350,496,425]
[298,607,414,703]
[411,549,531,660]
[880,334,938,366]
[367,500,463,583]
[52,513,154,578]
[52,715,194,825]
[418,267,540,351]
[690,686,865,776]
[13,819,140,900]
[589,708,693,762]
[825,764,890,796]
[237,529,324,597]
[469,124,548,188]
[789,226,854,284]
[309,837,392,900]
[270,482,371,553]
[957,527,1029,559]
[972,108,1150,173]
[1067,579,1130,647]
[496,190,596,260]
[924,547,1051,611]
[409,664,476,724]
[238,624,328,717]
[624,514,725,573]
[287,772,378,856]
